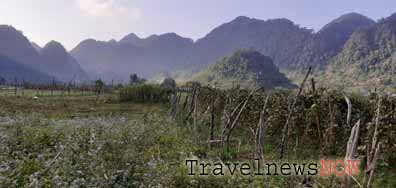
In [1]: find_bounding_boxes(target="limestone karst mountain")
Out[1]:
[70,33,194,81]
[325,13,396,88]
[39,41,89,82]
[0,25,88,83]
[71,12,376,83]
[193,49,295,89]
[2,12,396,89]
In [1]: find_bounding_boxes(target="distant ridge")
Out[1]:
[70,12,377,83]
[3,11,396,90]
[0,25,88,83]
[71,32,194,81]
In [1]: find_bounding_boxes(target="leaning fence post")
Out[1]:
[280,66,311,159]
[193,87,199,127]
[169,92,178,120]
[344,95,352,128]
[344,120,361,188]
[257,94,271,160]
[363,96,382,188]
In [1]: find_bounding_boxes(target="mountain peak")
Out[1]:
[320,12,375,32]
[42,41,67,53]
[0,25,23,35]
[143,33,193,45]
[40,41,70,60]
[159,32,188,40]
[119,33,142,44]
[316,12,375,53]
[233,16,251,22]
[338,12,371,20]
[0,24,42,67]
[0,25,30,44]
[230,16,295,26]
[108,39,117,44]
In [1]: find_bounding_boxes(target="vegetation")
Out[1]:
[323,13,396,90]
[161,77,177,91]
[1,11,396,188]
[193,50,295,89]
[129,74,146,85]
[119,84,171,103]
[171,84,396,187]
[0,83,395,187]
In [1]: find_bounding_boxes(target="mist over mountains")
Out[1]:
[1,12,396,89]
[0,26,87,83]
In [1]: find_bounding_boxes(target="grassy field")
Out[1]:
[0,92,166,119]
[0,92,180,187]
[0,88,394,187]
[0,93,302,187]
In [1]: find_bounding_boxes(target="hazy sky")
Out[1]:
[1,0,395,50]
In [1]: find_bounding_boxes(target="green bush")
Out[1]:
[119,84,171,103]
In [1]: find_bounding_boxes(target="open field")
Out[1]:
[0,92,165,119]
[0,92,176,187]
[0,86,395,187]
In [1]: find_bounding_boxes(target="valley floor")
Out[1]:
[0,91,394,187]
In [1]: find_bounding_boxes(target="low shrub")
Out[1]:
[119,84,171,103]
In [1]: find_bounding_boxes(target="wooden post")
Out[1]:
[344,120,361,188]
[257,94,271,160]
[344,95,352,128]
[21,79,25,96]
[95,81,103,103]
[193,88,199,127]
[363,97,382,188]
[280,66,311,159]
[224,89,256,150]
[185,85,199,122]
[209,94,216,141]
[68,83,71,96]
[311,77,316,93]
[169,92,178,120]
[14,77,17,96]
[51,77,55,96]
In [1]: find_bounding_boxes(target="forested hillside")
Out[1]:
[193,49,295,89]
[325,13,396,90]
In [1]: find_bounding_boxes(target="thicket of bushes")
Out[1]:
[119,84,172,103]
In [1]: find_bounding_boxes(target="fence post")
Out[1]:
[344,120,361,187]
[14,77,17,96]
